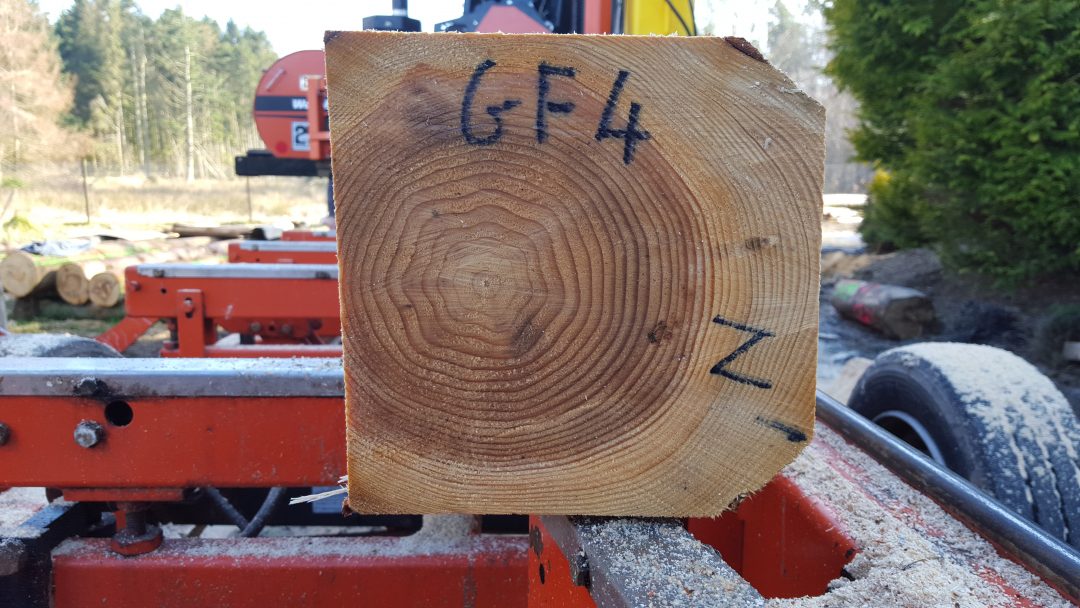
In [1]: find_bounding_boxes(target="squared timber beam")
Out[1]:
[326,32,825,515]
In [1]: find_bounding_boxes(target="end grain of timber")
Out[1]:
[326,32,825,515]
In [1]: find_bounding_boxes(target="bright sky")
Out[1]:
[36,0,784,56]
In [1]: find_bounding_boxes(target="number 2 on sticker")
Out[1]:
[291,121,310,152]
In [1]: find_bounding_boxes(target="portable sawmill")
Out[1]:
[1,1,1079,606]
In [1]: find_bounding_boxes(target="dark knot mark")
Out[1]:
[744,236,775,251]
[511,315,541,356]
[647,321,673,344]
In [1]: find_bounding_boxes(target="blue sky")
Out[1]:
[35,1,780,56]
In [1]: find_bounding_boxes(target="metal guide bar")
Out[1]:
[236,241,337,252]
[0,358,344,398]
[540,515,764,607]
[815,389,1080,599]
[134,263,338,280]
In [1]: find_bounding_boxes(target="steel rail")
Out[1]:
[816,389,1080,599]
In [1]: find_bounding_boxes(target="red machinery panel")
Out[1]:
[0,395,344,488]
[53,536,528,608]
[227,241,337,264]
[253,50,328,160]
[282,228,335,241]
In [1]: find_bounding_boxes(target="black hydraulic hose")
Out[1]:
[204,486,287,537]
[662,0,693,36]
[241,487,287,538]
[204,486,248,529]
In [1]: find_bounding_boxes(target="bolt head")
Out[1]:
[110,523,163,556]
[0,422,9,446]
[249,322,262,332]
[74,420,105,448]
[74,377,102,397]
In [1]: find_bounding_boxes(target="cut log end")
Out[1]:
[329,32,825,516]
[0,251,47,298]
[88,271,124,308]
[55,263,91,306]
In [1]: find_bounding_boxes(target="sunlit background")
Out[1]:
[35,0,803,56]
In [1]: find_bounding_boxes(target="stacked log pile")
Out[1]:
[1,237,225,310]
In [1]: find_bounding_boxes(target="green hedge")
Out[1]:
[827,0,1080,281]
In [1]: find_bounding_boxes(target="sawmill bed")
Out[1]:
[1,360,1074,606]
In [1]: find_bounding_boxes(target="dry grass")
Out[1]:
[2,163,327,247]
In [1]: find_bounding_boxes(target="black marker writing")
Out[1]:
[461,59,522,146]
[460,61,649,163]
[755,416,807,442]
[710,315,774,389]
[595,70,650,165]
[536,62,576,143]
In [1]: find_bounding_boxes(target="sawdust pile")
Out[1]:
[0,487,49,535]
[578,518,764,607]
[769,426,1070,607]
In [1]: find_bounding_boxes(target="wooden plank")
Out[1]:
[170,224,254,239]
[326,32,825,515]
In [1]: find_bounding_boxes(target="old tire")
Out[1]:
[849,342,1080,549]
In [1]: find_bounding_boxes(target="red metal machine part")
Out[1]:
[281,228,335,241]
[0,358,844,606]
[51,535,526,607]
[244,0,615,174]
[227,240,337,264]
[253,50,330,161]
[0,358,1076,606]
[0,359,344,490]
[97,263,342,357]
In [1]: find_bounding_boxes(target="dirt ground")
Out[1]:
[2,164,327,248]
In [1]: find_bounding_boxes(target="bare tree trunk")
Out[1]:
[184,45,195,183]
[10,81,20,172]
[129,46,146,176]
[115,103,126,176]
[138,51,152,177]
